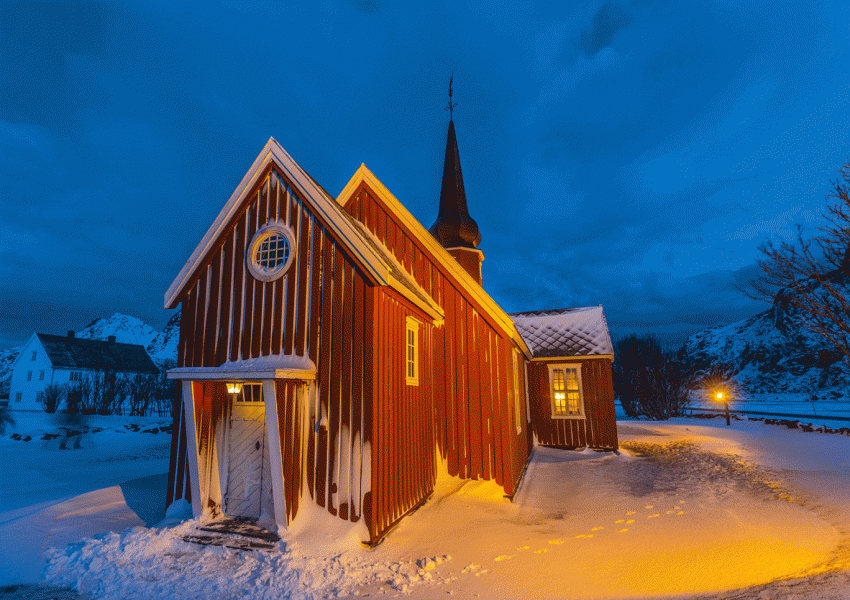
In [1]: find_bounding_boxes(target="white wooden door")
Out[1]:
[225,388,273,519]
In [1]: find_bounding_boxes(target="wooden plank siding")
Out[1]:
[344,183,531,498]
[527,358,619,450]
[171,167,378,530]
[365,288,436,543]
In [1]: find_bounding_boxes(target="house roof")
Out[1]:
[337,164,532,358]
[164,138,442,322]
[509,306,614,359]
[35,334,159,373]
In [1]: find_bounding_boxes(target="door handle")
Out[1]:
[255,440,260,451]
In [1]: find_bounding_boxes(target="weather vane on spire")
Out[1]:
[444,73,457,120]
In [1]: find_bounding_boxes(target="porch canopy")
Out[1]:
[167,354,317,381]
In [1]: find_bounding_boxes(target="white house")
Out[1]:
[9,331,159,412]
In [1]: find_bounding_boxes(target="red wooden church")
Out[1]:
[164,119,618,544]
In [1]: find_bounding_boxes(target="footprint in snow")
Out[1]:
[648,514,660,519]
[626,520,635,524]
[575,534,593,538]
[626,511,636,515]
[591,527,604,531]
[645,505,654,509]
[615,519,625,524]
[548,539,564,545]
[494,556,512,561]
[618,528,629,533]
[475,570,489,576]
[534,549,548,554]
[677,511,685,515]
[516,546,530,551]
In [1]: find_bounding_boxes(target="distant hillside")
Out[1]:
[0,346,21,397]
[0,312,180,395]
[678,282,848,395]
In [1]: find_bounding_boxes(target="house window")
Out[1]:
[15,392,22,402]
[32,351,37,361]
[39,370,45,381]
[405,317,419,386]
[235,383,263,403]
[512,350,522,433]
[27,371,32,381]
[246,222,296,282]
[69,371,83,382]
[549,364,584,418]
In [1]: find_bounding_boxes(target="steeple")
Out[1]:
[428,119,482,249]
[429,76,485,286]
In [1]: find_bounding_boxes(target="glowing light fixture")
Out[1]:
[716,392,723,401]
[226,382,243,395]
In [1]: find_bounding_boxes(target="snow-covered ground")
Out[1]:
[2,414,849,599]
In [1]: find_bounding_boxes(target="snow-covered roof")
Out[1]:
[168,353,317,381]
[34,333,159,373]
[509,306,614,359]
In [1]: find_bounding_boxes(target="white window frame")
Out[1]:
[547,363,585,419]
[15,392,22,402]
[512,350,522,434]
[32,351,37,361]
[405,316,420,386]
[39,370,45,381]
[246,220,296,282]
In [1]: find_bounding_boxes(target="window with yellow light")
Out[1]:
[548,364,584,418]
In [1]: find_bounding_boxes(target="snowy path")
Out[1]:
[30,417,850,599]
[0,415,171,586]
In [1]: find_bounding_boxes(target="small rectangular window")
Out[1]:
[549,364,584,418]
[235,383,263,403]
[39,370,45,381]
[15,392,22,402]
[32,351,37,361]
[27,371,32,381]
[405,317,420,386]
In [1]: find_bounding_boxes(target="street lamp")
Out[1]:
[715,391,730,426]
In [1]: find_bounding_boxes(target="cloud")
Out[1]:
[581,3,632,56]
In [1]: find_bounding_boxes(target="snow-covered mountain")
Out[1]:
[77,313,159,348]
[678,283,848,395]
[145,311,181,369]
[0,346,21,397]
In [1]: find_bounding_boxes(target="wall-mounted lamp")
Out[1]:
[226,382,243,395]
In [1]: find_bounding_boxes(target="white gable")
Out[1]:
[164,138,393,309]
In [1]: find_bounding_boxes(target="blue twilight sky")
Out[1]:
[1,0,849,350]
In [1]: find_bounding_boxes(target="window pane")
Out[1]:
[565,369,579,390]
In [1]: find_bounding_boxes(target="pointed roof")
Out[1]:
[509,306,614,359]
[163,138,443,322]
[428,120,481,249]
[337,164,532,358]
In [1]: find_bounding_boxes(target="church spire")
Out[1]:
[429,77,481,249]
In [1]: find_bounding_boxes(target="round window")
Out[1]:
[246,222,296,282]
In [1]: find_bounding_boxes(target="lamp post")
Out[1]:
[716,391,730,426]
